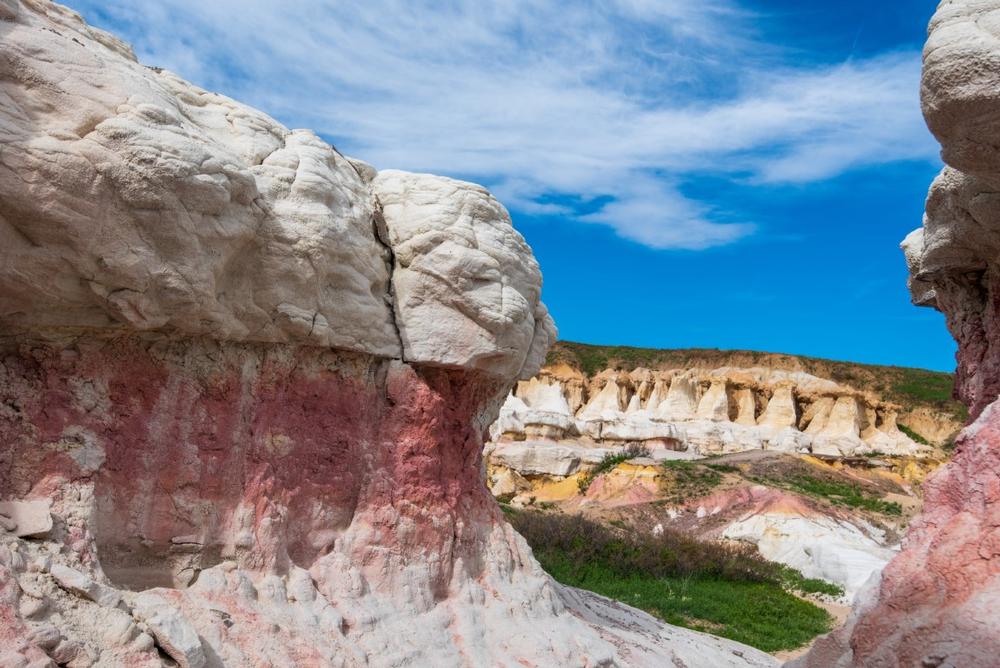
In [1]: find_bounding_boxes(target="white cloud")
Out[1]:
[68,0,938,249]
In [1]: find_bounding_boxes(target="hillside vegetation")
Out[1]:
[506,509,837,652]
[546,341,966,421]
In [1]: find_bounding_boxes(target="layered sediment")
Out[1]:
[491,363,934,461]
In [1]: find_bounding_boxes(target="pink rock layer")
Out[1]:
[0,334,502,582]
[933,272,1000,422]
[792,401,1000,668]
[0,332,562,665]
[0,329,787,666]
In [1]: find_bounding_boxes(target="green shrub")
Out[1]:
[758,474,903,516]
[577,444,650,493]
[507,511,836,652]
[898,424,930,446]
[659,460,724,502]
[508,510,779,583]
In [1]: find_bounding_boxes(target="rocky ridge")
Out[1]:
[0,2,775,667]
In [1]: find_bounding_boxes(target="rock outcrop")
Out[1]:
[794,2,1000,665]
[718,489,897,601]
[0,2,775,666]
[490,364,930,460]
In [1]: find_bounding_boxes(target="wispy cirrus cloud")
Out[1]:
[68,0,938,250]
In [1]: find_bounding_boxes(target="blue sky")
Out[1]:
[66,0,956,371]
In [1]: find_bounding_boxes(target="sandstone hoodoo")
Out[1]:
[0,2,778,666]
[792,2,1000,666]
[490,345,962,462]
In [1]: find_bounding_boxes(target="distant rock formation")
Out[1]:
[485,356,944,603]
[794,2,1000,666]
[0,2,777,666]
[490,363,931,460]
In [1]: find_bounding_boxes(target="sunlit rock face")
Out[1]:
[490,365,927,460]
[0,2,777,666]
[794,2,1000,666]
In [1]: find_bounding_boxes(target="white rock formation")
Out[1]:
[0,0,552,381]
[487,442,613,477]
[132,593,208,668]
[51,564,124,610]
[373,170,556,378]
[758,386,799,429]
[722,513,896,601]
[490,366,926,461]
[696,380,732,421]
[656,374,699,421]
[0,500,52,538]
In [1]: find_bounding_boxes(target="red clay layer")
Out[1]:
[0,335,505,587]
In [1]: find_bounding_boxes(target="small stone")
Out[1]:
[50,564,123,609]
[17,574,46,599]
[19,595,49,620]
[66,645,96,668]
[101,610,138,646]
[131,632,155,653]
[27,624,62,651]
[133,593,207,668]
[29,555,52,573]
[49,640,82,665]
[0,501,53,538]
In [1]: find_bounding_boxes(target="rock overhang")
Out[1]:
[0,0,554,383]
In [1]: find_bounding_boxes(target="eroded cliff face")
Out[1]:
[490,363,935,463]
[794,3,1000,666]
[0,2,778,666]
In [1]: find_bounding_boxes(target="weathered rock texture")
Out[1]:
[0,2,775,666]
[490,364,930,460]
[793,2,1000,666]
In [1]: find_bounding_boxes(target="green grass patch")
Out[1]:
[547,562,833,652]
[778,565,844,598]
[577,444,649,493]
[705,463,740,473]
[756,474,902,516]
[659,460,724,502]
[508,511,835,652]
[897,424,930,446]
[892,368,954,404]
